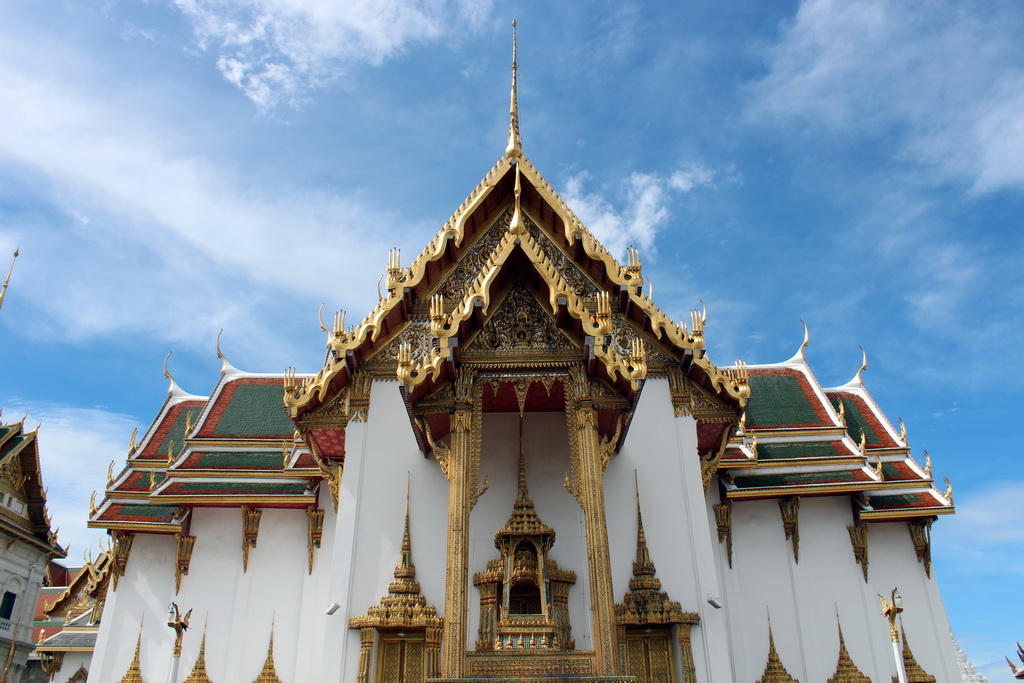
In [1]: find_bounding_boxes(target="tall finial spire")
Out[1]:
[517,415,529,501]
[505,19,522,159]
[0,248,19,312]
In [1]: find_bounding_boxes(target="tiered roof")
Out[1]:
[36,551,111,656]
[720,341,951,521]
[90,360,318,535]
[0,416,65,557]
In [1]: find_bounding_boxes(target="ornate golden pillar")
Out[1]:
[425,626,443,678]
[565,366,619,675]
[440,369,483,678]
[677,617,700,683]
[356,627,375,683]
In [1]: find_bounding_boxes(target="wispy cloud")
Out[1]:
[7,402,137,562]
[0,23,401,362]
[171,0,493,110]
[561,164,719,259]
[747,0,1024,193]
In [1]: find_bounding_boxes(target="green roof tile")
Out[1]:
[156,407,201,457]
[758,441,836,459]
[177,482,307,494]
[214,384,292,436]
[196,451,283,468]
[870,493,927,508]
[746,375,821,427]
[881,463,901,479]
[733,470,853,488]
[833,398,878,444]
[122,504,179,518]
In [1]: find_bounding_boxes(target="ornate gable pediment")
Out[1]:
[462,281,579,362]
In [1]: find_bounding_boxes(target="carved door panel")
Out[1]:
[625,629,675,683]
[378,636,427,683]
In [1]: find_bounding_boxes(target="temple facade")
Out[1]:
[75,32,962,683]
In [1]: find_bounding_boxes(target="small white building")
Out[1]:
[85,50,960,683]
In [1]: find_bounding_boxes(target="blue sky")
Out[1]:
[1,0,1021,678]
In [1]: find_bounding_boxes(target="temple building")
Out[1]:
[80,29,962,683]
[0,415,66,682]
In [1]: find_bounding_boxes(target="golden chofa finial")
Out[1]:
[0,248,18,312]
[505,19,522,159]
[856,345,868,384]
[799,319,809,361]
[215,329,236,374]
[509,163,525,236]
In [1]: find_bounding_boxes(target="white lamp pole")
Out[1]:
[167,603,191,683]
[879,588,907,683]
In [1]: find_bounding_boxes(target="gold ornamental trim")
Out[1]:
[893,626,936,683]
[284,152,750,417]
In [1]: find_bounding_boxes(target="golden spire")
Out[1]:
[828,619,871,683]
[0,248,19,312]
[505,19,522,159]
[183,629,211,683]
[496,416,554,542]
[758,618,799,683]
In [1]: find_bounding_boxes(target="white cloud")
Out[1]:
[561,163,718,259]
[0,24,402,361]
[747,0,1024,192]
[934,484,1024,574]
[6,402,138,562]
[171,0,492,110]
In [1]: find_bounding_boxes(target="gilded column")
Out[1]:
[356,627,374,683]
[565,366,620,674]
[426,626,443,678]
[441,370,480,678]
[677,618,699,683]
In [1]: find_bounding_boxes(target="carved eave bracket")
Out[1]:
[307,507,325,574]
[174,532,196,593]
[110,531,134,591]
[779,497,800,563]
[907,518,932,578]
[847,522,869,582]
[713,501,733,569]
[241,506,262,572]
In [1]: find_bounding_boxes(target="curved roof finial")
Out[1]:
[856,344,868,384]
[799,319,809,362]
[163,351,174,382]
[505,19,522,159]
[216,328,236,374]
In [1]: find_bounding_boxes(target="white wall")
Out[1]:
[469,411,591,650]
[721,492,959,682]
[606,376,731,683]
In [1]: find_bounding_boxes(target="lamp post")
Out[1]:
[166,603,191,683]
[878,588,906,683]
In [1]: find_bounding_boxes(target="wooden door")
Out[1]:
[378,635,426,683]
[625,629,676,683]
